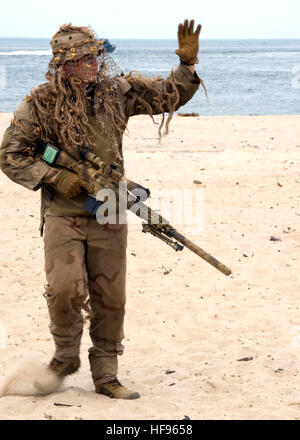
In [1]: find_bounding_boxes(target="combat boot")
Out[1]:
[95,378,140,399]
[48,357,80,378]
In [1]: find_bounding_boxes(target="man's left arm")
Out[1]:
[172,62,201,110]
[120,19,204,116]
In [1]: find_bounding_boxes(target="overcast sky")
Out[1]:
[1,0,300,39]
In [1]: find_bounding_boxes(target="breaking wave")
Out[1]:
[0,50,51,56]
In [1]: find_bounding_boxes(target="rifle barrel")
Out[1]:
[130,199,232,276]
[170,230,232,276]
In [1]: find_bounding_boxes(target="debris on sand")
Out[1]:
[178,112,199,117]
[237,357,254,362]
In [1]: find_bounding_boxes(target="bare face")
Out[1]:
[64,54,98,84]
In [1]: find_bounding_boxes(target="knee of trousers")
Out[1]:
[44,283,88,327]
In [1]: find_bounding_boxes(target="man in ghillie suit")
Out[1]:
[0,20,203,399]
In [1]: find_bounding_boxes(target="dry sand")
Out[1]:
[0,112,299,419]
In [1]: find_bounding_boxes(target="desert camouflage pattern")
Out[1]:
[43,215,127,385]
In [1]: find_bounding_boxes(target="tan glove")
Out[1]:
[175,19,201,65]
[52,169,83,198]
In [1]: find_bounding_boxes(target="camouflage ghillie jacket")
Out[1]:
[0,64,200,234]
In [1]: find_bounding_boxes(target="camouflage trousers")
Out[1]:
[43,215,127,385]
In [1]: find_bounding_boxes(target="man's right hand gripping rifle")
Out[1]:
[44,168,83,198]
[40,142,123,202]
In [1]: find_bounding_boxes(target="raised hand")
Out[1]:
[175,19,201,65]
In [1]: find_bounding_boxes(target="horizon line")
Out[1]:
[1,37,300,40]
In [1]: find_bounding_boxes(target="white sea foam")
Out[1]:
[0,50,51,56]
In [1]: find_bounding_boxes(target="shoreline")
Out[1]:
[1,111,300,115]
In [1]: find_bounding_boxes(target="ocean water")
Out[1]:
[0,38,299,115]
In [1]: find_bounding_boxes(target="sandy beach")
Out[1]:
[0,112,300,420]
